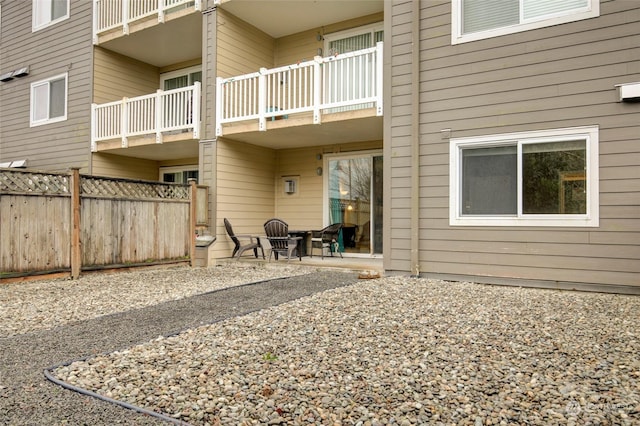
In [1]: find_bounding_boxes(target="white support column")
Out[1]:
[155,90,163,144]
[313,56,322,124]
[122,0,130,35]
[192,82,201,139]
[90,103,97,152]
[92,0,99,45]
[121,98,129,148]
[158,0,165,23]
[215,77,223,136]
[375,41,384,116]
[258,68,267,131]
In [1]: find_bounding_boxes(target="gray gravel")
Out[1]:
[0,263,359,425]
[2,264,639,425]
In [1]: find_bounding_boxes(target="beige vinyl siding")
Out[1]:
[274,140,382,231]
[91,153,159,181]
[93,47,159,104]
[213,139,276,258]
[388,1,640,287]
[216,8,275,78]
[275,12,383,67]
[0,0,93,171]
[385,0,415,273]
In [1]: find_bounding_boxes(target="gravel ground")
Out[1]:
[0,263,359,425]
[1,264,639,425]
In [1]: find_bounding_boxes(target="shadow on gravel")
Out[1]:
[1,271,361,425]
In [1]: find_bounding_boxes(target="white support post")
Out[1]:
[122,0,130,35]
[92,0,99,45]
[375,41,383,116]
[215,77,223,136]
[90,103,97,152]
[158,0,165,23]
[121,98,129,147]
[258,68,267,131]
[155,89,163,144]
[313,56,322,124]
[192,82,201,139]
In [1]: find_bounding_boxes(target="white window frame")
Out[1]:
[449,126,599,227]
[159,165,199,184]
[160,65,202,89]
[30,73,68,127]
[323,22,384,54]
[451,0,599,44]
[32,0,70,32]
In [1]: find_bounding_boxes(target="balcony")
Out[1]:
[216,43,383,142]
[93,0,201,42]
[91,83,200,158]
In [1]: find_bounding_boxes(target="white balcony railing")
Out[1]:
[93,0,201,43]
[216,42,383,136]
[91,82,200,151]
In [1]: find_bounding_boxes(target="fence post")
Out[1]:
[70,168,81,279]
[189,179,197,267]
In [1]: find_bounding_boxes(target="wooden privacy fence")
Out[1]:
[0,168,208,280]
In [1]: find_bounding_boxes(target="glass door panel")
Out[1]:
[327,153,382,255]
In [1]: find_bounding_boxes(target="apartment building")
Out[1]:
[1,0,638,292]
[387,0,639,292]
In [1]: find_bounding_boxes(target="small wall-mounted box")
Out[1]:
[615,82,640,102]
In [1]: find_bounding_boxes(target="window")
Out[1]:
[30,73,67,127]
[450,126,599,227]
[33,0,69,31]
[160,66,202,90]
[452,0,599,44]
[160,166,198,184]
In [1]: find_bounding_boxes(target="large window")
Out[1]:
[450,126,599,227]
[160,66,202,91]
[451,0,599,44]
[30,73,67,127]
[33,0,69,32]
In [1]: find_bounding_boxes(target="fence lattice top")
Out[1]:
[81,176,190,200]
[1,170,190,200]
[0,170,70,195]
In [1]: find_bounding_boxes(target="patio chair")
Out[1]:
[263,218,302,261]
[224,218,265,260]
[310,223,343,258]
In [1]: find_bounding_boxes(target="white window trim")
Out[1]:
[32,0,70,32]
[451,0,599,45]
[323,22,384,53]
[160,65,202,89]
[30,72,68,127]
[449,126,599,227]
[159,165,199,183]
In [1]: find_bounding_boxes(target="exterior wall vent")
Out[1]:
[616,82,640,102]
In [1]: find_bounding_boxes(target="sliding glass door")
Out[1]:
[326,152,382,256]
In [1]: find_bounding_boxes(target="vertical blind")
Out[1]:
[463,0,590,34]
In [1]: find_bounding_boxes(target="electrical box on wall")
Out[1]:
[282,176,299,195]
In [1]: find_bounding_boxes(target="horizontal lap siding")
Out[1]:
[213,140,277,258]
[387,1,415,272]
[389,0,640,286]
[216,9,274,78]
[0,0,93,171]
[93,48,160,104]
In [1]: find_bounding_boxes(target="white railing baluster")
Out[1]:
[213,43,383,132]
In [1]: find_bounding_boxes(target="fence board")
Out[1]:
[1,169,203,278]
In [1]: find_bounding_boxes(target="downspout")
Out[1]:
[410,0,421,277]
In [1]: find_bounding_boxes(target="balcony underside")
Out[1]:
[96,9,202,67]
[94,132,199,161]
[219,108,383,149]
